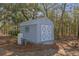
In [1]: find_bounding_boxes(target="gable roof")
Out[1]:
[20,17,53,26]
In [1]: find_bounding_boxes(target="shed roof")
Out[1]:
[20,17,53,26]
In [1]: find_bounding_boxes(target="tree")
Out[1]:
[60,3,67,38]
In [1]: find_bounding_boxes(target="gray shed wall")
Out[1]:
[37,23,54,44]
[36,24,41,43]
[23,24,38,43]
[39,24,54,44]
[20,18,54,44]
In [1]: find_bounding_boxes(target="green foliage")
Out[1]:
[8,29,19,36]
[0,3,79,38]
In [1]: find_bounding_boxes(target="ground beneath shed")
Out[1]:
[0,36,79,56]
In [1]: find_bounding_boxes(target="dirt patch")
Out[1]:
[0,36,79,56]
[0,36,59,56]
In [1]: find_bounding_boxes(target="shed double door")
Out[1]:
[41,25,51,41]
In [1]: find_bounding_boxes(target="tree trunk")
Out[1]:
[60,3,66,38]
[42,3,48,17]
[78,20,79,38]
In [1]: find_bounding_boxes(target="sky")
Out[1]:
[65,3,75,12]
[66,3,79,12]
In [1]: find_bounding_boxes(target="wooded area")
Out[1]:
[0,3,79,56]
[0,3,79,39]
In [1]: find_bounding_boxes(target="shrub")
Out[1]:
[8,29,19,36]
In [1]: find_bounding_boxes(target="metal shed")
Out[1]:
[19,17,54,44]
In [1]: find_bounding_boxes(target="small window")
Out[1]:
[25,26,29,32]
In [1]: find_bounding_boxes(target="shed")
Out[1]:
[19,17,54,44]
